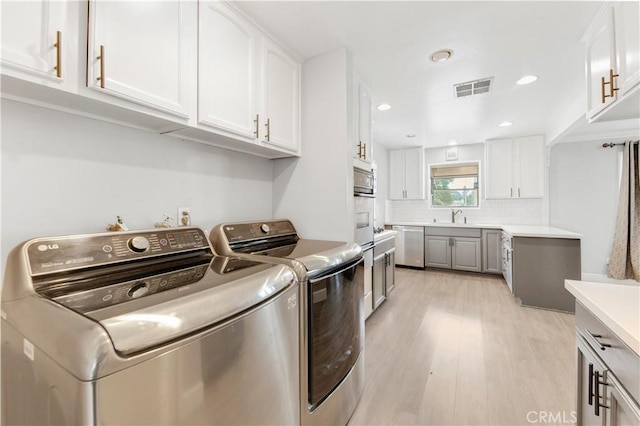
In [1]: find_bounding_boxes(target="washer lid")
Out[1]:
[89,258,295,356]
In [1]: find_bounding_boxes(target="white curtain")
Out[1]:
[608,140,639,281]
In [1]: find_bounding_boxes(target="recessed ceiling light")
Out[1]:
[430,49,453,62]
[499,121,513,127]
[516,75,538,85]
[377,103,392,111]
[448,140,458,146]
[406,134,416,138]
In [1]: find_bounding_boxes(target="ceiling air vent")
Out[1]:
[453,77,494,98]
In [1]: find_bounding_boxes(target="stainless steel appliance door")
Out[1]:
[308,257,364,408]
[354,196,374,246]
[392,226,425,268]
[94,284,300,425]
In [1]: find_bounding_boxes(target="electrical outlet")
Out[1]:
[178,207,191,226]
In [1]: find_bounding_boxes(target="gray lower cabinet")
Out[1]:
[424,229,481,273]
[372,252,386,310]
[371,236,396,315]
[451,237,482,272]
[482,229,502,274]
[575,303,640,426]
[425,236,451,268]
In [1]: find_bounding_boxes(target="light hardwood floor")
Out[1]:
[348,267,576,426]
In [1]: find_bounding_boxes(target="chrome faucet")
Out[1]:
[451,209,462,223]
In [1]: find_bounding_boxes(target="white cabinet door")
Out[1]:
[261,37,300,153]
[87,0,193,118]
[485,139,514,199]
[404,148,425,199]
[198,1,257,139]
[452,237,482,272]
[390,148,425,200]
[425,236,451,269]
[389,150,406,199]
[514,136,544,198]
[614,1,640,96]
[485,136,543,199]
[585,6,617,119]
[354,77,373,161]
[1,0,76,89]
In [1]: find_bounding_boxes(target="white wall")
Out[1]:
[372,141,388,227]
[549,140,621,275]
[272,48,354,242]
[1,99,274,276]
[386,143,547,225]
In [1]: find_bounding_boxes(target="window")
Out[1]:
[430,162,479,208]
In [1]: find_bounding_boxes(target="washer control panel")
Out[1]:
[27,228,210,276]
[223,220,297,243]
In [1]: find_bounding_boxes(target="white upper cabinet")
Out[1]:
[485,135,544,199]
[198,1,258,139]
[389,148,425,200]
[87,0,195,120]
[1,0,78,91]
[260,36,300,153]
[196,1,300,155]
[584,2,639,122]
[353,75,373,162]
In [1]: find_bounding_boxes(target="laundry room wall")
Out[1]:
[0,99,274,279]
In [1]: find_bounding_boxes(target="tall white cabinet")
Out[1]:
[389,148,425,200]
[485,135,544,200]
[87,0,195,119]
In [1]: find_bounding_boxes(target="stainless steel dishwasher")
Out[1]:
[391,225,425,268]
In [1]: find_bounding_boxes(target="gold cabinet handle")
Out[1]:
[96,45,105,88]
[54,31,61,78]
[362,143,367,159]
[265,118,270,141]
[253,114,259,138]
[609,68,619,97]
[602,69,620,103]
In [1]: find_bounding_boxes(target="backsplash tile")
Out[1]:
[386,199,546,225]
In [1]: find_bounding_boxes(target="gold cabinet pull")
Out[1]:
[253,114,259,138]
[265,118,270,141]
[357,141,364,158]
[602,68,620,103]
[96,45,105,88]
[609,68,619,97]
[362,143,367,159]
[54,31,61,78]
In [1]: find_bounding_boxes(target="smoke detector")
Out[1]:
[453,77,494,98]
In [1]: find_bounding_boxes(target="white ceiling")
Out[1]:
[235,1,605,149]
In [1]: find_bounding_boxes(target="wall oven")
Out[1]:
[354,166,375,248]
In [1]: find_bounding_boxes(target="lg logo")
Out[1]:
[37,244,60,252]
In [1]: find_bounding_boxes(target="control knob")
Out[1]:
[260,224,270,234]
[128,282,149,299]
[128,236,150,253]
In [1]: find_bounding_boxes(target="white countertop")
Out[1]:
[565,279,640,356]
[385,222,580,239]
[501,225,581,239]
[374,229,397,242]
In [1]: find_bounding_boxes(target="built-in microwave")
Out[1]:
[354,167,375,248]
[354,167,375,197]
